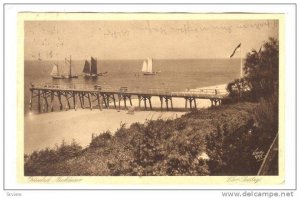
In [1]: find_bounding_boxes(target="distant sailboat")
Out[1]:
[90,57,98,77]
[65,56,78,79]
[142,60,147,73]
[50,63,63,79]
[82,56,107,78]
[50,56,78,79]
[142,57,156,75]
[82,60,91,76]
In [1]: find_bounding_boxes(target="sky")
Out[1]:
[24,20,278,60]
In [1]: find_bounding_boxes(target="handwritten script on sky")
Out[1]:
[25,20,278,60]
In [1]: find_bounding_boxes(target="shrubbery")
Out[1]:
[205,96,278,175]
[25,139,82,176]
[25,102,261,176]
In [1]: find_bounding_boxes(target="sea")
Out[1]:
[24,59,240,113]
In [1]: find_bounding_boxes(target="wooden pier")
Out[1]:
[28,83,228,112]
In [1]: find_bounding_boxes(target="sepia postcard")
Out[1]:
[16,12,285,186]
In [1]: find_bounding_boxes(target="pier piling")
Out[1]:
[57,92,62,110]
[37,90,41,112]
[88,93,92,110]
[29,90,33,111]
[73,92,76,110]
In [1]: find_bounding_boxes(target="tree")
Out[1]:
[243,37,279,99]
[227,37,279,101]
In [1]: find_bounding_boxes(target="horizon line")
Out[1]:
[24,57,242,61]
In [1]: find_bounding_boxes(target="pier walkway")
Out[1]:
[29,83,229,112]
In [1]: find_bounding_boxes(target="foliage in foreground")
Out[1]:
[23,102,278,176]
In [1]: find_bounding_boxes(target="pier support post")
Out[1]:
[29,89,33,111]
[41,91,45,112]
[81,92,85,107]
[44,91,49,111]
[118,95,121,111]
[37,90,41,112]
[106,95,110,109]
[149,97,152,110]
[58,92,63,110]
[185,97,196,109]
[160,96,173,111]
[79,92,83,109]
[129,96,132,106]
[139,96,152,110]
[73,92,77,110]
[138,96,141,108]
[165,97,169,110]
[88,93,92,110]
[112,95,116,108]
[144,97,147,109]
[50,91,54,112]
[97,93,103,111]
[101,94,107,108]
[124,96,127,108]
[65,92,70,110]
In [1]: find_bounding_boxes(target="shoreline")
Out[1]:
[24,83,228,154]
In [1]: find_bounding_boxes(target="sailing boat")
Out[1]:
[82,60,91,76]
[82,57,97,77]
[65,56,78,79]
[142,57,156,75]
[90,57,98,77]
[82,56,107,78]
[50,63,63,79]
[50,56,78,79]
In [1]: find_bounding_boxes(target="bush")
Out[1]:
[24,139,82,176]
[89,131,112,148]
[206,97,278,175]
[206,122,262,175]
[253,96,278,142]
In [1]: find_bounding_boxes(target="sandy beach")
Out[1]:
[24,84,228,154]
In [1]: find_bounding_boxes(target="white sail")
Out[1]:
[65,57,72,77]
[142,60,147,72]
[50,64,59,76]
[147,57,153,73]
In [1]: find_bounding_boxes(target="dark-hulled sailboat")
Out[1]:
[82,60,91,76]
[90,57,98,77]
[82,56,107,77]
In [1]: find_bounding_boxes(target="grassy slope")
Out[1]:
[25,102,257,176]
